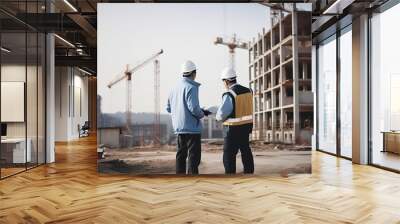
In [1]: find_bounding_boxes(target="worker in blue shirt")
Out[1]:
[166,60,211,174]
[216,67,254,174]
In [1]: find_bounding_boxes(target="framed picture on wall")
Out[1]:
[97,3,313,176]
[1,81,25,123]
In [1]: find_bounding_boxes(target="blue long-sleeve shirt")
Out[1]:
[166,77,205,134]
[216,93,234,122]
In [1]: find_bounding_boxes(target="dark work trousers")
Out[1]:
[176,134,201,174]
[223,124,254,174]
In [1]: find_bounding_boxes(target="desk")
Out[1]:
[382,131,400,155]
[1,138,31,163]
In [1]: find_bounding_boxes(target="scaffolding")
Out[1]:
[248,10,313,145]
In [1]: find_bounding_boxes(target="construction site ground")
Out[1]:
[98,140,311,175]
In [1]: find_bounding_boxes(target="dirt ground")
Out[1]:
[98,140,311,175]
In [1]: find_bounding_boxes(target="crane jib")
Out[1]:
[107,49,163,88]
[126,49,163,74]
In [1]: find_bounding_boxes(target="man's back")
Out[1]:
[167,77,204,134]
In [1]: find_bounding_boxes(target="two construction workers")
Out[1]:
[166,60,254,175]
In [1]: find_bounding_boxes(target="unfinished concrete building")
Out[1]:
[249,9,313,145]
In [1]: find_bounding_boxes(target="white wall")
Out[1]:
[1,65,40,138]
[1,63,46,164]
[72,73,89,138]
[55,67,89,141]
[1,65,26,138]
[55,66,68,141]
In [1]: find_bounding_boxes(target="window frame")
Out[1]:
[315,21,353,160]
[367,0,400,173]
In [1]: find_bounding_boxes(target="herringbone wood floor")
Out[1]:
[1,136,400,224]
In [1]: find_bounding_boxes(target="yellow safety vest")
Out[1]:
[223,85,253,126]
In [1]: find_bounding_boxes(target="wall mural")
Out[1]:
[97,3,313,175]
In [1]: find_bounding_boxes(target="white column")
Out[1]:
[312,45,317,150]
[46,33,55,163]
[352,14,369,164]
[54,67,72,141]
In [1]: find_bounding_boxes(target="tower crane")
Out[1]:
[214,34,248,70]
[107,49,163,136]
[153,59,161,146]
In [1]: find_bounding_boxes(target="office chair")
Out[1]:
[79,121,90,138]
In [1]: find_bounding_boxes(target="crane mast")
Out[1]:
[153,60,160,146]
[107,49,163,142]
[126,65,132,133]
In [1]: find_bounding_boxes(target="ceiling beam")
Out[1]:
[55,55,96,71]
[67,13,97,39]
[322,0,355,14]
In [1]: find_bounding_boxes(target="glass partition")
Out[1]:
[38,32,46,165]
[371,4,400,171]
[1,31,28,177]
[339,27,352,158]
[317,35,337,154]
[27,31,38,169]
[0,1,46,179]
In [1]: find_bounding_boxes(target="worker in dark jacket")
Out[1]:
[216,67,254,174]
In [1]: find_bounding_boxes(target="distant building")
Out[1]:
[202,114,223,139]
[126,124,167,146]
[98,124,167,148]
[98,127,121,148]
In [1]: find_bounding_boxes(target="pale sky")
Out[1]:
[98,3,270,114]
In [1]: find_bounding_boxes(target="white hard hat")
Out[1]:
[181,60,196,74]
[221,67,237,80]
